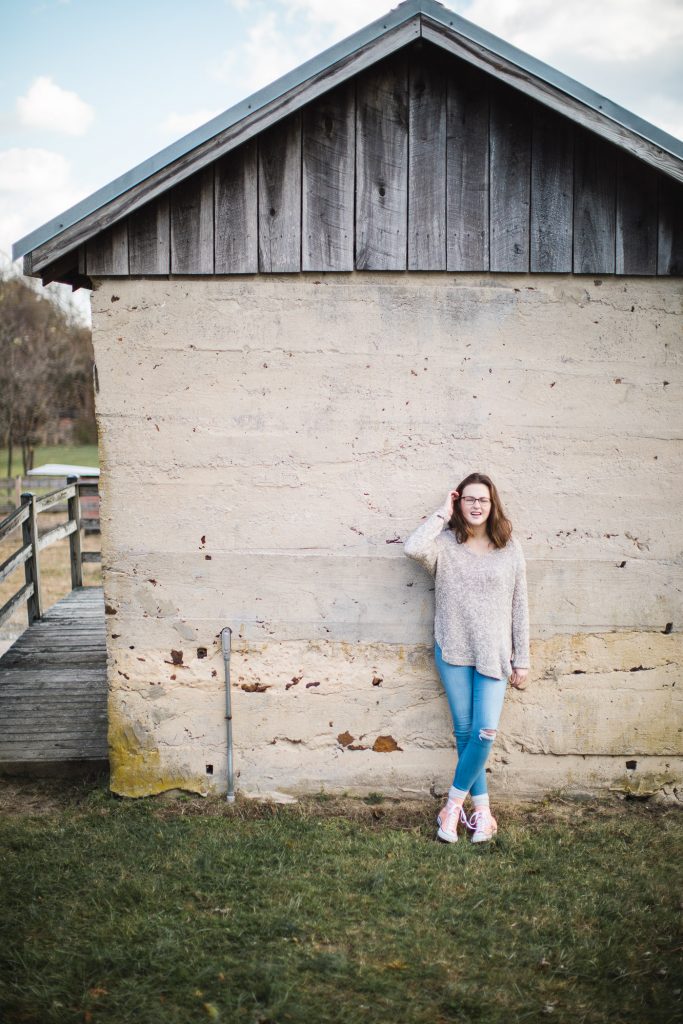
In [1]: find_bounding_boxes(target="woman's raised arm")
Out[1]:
[403,491,458,577]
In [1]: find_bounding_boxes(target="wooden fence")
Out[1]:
[0,476,67,512]
[0,477,101,631]
[0,475,100,531]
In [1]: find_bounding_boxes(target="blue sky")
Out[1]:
[2,0,682,320]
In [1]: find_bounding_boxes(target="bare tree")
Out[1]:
[0,271,96,475]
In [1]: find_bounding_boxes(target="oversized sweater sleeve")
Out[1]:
[403,510,448,578]
[511,542,530,668]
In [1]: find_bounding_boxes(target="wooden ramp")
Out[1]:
[0,587,108,775]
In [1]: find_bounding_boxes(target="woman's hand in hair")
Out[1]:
[441,490,459,520]
[509,667,529,690]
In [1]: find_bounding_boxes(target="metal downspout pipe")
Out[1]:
[221,627,235,803]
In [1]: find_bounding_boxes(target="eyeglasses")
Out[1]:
[461,497,491,506]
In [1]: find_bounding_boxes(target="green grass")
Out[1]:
[0,445,99,477]
[0,779,681,1024]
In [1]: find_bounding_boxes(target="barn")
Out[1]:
[13,0,683,803]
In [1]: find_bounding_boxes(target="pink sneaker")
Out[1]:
[469,806,498,843]
[436,801,469,843]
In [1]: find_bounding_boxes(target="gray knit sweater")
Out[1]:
[404,510,530,680]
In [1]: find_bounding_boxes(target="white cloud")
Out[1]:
[16,76,94,136]
[0,147,70,192]
[0,148,93,323]
[462,0,683,63]
[0,147,84,263]
[214,3,391,95]
[272,0,683,62]
[211,11,307,92]
[275,0,392,37]
[159,108,224,138]
[630,94,683,144]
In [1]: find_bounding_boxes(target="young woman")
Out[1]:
[404,472,530,844]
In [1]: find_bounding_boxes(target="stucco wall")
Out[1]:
[90,273,683,803]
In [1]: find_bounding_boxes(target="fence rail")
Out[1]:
[0,476,100,631]
[0,476,69,511]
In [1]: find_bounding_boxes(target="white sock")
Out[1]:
[472,794,490,809]
[448,785,468,803]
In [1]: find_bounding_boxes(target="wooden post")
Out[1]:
[20,492,42,624]
[67,475,83,589]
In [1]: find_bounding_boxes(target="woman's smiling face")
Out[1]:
[459,483,492,526]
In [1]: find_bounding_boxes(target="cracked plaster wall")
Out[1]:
[90,272,683,802]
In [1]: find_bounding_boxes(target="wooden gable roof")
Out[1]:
[14,0,683,287]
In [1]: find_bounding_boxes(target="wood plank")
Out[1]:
[616,152,658,275]
[1,698,106,708]
[1,714,106,726]
[530,106,573,272]
[3,716,107,729]
[86,221,128,275]
[302,82,355,271]
[0,686,105,697]
[489,81,531,272]
[0,582,33,631]
[215,139,258,273]
[3,643,105,655]
[573,128,616,274]
[355,55,409,270]
[170,166,214,274]
[2,641,105,653]
[408,49,446,270]
[446,60,489,271]
[657,176,683,275]
[0,542,31,586]
[128,197,170,274]
[37,519,77,551]
[258,113,302,272]
[35,484,76,513]
[0,503,30,544]
[2,745,107,758]
[9,660,100,674]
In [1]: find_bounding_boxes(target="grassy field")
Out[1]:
[0,445,99,477]
[0,778,680,1024]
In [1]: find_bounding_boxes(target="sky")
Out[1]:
[2,0,682,323]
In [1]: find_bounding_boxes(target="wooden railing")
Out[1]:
[0,475,72,513]
[0,476,100,630]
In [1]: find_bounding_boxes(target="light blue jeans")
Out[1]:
[434,640,508,798]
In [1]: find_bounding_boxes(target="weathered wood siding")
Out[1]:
[83,44,683,279]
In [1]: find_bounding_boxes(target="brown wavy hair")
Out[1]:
[447,472,513,548]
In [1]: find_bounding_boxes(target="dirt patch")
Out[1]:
[1,774,677,828]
